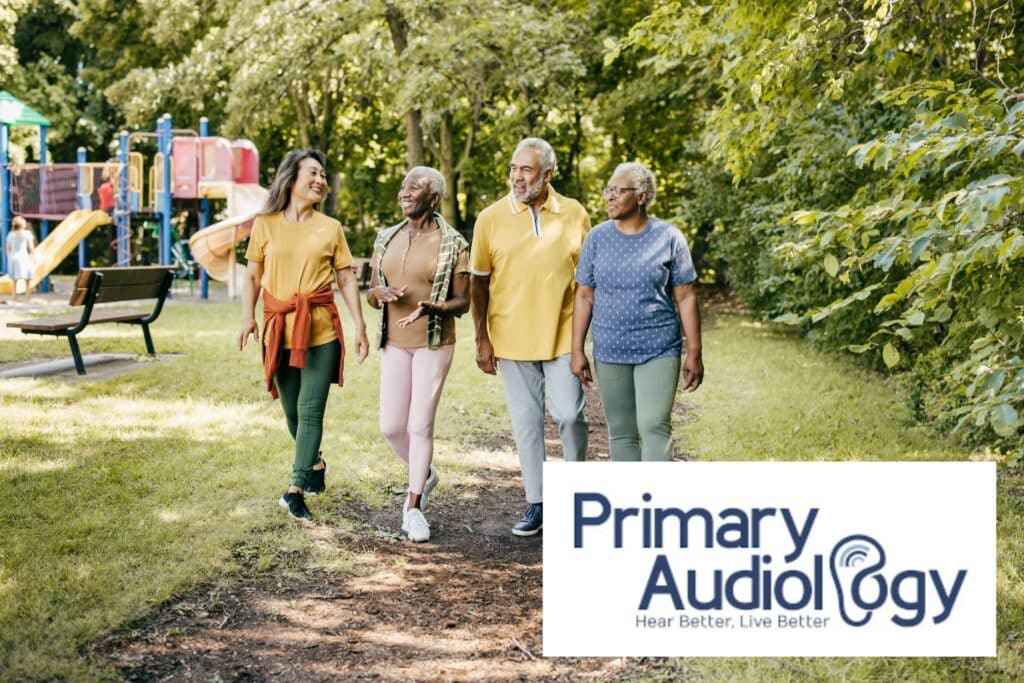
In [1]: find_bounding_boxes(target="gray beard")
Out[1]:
[512,179,545,204]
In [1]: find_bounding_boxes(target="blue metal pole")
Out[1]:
[199,116,210,299]
[76,146,88,269]
[117,130,129,267]
[0,123,9,275]
[39,127,50,292]
[158,114,173,266]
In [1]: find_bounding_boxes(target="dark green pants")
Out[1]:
[595,355,680,462]
[274,340,340,490]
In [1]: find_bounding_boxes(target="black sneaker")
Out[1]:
[279,491,312,521]
[306,456,327,496]
[512,503,543,537]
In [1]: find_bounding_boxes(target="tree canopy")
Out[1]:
[3,0,1023,458]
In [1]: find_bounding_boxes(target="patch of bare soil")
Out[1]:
[98,383,692,681]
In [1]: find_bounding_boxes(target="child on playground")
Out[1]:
[5,216,36,304]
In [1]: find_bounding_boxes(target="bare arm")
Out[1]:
[673,283,703,391]
[470,274,496,374]
[570,284,595,387]
[335,266,369,363]
[238,260,263,350]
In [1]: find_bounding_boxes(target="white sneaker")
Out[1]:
[401,497,410,533]
[422,465,439,510]
[405,507,430,542]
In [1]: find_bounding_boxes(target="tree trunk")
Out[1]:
[325,172,341,217]
[404,110,425,168]
[385,4,425,169]
[438,112,460,227]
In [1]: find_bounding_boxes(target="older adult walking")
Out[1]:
[571,162,702,461]
[367,166,469,543]
[238,149,369,521]
[470,137,591,536]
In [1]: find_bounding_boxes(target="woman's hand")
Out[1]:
[371,284,408,304]
[354,325,369,363]
[570,349,592,388]
[395,300,445,328]
[238,319,259,350]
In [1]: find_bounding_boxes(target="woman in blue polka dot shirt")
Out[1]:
[571,162,703,461]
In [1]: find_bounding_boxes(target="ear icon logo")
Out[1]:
[829,534,887,626]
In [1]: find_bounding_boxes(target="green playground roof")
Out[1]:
[0,91,50,127]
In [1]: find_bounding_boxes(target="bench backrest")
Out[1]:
[69,267,175,306]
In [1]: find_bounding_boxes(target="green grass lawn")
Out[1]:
[0,299,1020,680]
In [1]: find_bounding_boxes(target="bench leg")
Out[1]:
[141,323,156,355]
[67,334,87,375]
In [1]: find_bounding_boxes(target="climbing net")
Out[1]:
[7,163,85,219]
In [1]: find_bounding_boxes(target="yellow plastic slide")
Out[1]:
[188,183,267,283]
[0,209,112,294]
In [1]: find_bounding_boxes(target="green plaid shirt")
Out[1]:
[373,213,469,349]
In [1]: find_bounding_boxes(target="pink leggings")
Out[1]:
[379,344,455,494]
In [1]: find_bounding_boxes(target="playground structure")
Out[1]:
[1,91,266,298]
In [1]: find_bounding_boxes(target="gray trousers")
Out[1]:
[499,353,588,504]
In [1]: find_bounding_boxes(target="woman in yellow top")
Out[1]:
[238,149,368,521]
[367,166,469,542]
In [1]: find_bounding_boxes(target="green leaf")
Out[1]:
[990,404,1020,437]
[793,210,818,225]
[909,235,932,262]
[906,311,925,326]
[823,254,839,277]
[875,292,902,312]
[772,313,802,325]
[932,304,953,323]
[882,343,900,368]
[846,343,873,353]
[978,370,1006,397]
[940,112,969,129]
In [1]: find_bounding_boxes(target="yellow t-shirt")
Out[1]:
[245,211,353,349]
[469,188,591,360]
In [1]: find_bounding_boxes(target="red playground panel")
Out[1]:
[201,138,233,184]
[172,138,200,198]
[232,140,259,184]
[171,136,260,197]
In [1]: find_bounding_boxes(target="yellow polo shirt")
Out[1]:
[245,211,353,349]
[470,188,590,360]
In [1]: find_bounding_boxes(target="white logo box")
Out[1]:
[542,461,996,657]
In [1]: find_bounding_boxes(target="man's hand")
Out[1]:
[476,337,497,375]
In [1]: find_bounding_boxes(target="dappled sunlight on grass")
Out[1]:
[2,300,1020,679]
[0,457,72,474]
[0,379,78,400]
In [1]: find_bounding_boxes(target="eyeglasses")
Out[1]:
[602,186,640,198]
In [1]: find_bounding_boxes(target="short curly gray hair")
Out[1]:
[514,137,557,175]
[405,166,446,199]
[612,162,656,208]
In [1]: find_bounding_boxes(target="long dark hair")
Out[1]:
[261,149,328,215]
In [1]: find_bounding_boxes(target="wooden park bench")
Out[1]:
[351,257,372,288]
[7,266,174,375]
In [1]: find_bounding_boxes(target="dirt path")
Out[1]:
[101,384,692,681]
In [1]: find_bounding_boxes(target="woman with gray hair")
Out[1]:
[367,166,470,542]
[570,162,703,461]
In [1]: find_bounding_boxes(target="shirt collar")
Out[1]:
[506,186,563,215]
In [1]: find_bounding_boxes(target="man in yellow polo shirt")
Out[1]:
[470,137,590,537]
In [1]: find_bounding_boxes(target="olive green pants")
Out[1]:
[595,355,680,462]
[274,340,340,490]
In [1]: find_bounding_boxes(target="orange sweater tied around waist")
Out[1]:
[261,285,345,399]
